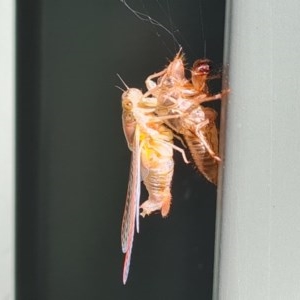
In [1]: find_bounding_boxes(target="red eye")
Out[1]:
[193,59,211,75]
[198,64,210,73]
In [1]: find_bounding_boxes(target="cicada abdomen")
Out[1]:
[183,107,219,185]
[163,101,220,185]
[139,123,174,217]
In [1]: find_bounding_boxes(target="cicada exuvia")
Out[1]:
[144,50,224,184]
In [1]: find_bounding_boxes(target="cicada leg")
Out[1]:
[195,122,221,161]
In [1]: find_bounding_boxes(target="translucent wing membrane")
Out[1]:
[121,126,141,254]
[121,126,142,284]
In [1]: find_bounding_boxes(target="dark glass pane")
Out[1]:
[16,1,225,299]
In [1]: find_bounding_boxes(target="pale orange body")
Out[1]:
[121,88,177,218]
[121,87,187,284]
[145,51,222,184]
[139,123,174,217]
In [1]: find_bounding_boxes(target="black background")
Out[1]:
[16,0,225,299]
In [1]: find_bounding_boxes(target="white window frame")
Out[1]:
[0,0,15,299]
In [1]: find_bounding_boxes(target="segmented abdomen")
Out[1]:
[184,123,219,185]
[140,127,174,217]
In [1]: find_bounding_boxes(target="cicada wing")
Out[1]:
[121,125,141,254]
[122,222,134,284]
[121,125,142,284]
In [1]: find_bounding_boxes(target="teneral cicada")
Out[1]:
[144,50,223,184]
[120,87,188,284]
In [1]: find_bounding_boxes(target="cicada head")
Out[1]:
[192,59,212,76]
[121,88,143,111]
[191,59,212,93]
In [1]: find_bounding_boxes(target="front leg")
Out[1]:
[144,69,167,97]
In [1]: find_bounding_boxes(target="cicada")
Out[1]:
[144,50,223,184]
[121,87,188,284]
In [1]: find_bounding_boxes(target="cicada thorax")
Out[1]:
[139,123,174,217]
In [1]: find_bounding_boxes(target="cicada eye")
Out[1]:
[193,59,211,75]
[122,99,133,110]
